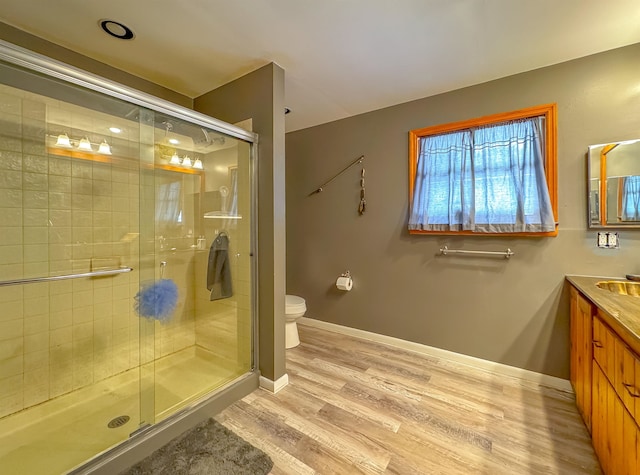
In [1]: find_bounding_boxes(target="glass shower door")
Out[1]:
[0,64,151,474]
[0,46,255,475]
[147,112,254,422]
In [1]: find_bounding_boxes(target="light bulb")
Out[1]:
[55,133,72,148]
[78,137,93,152]
[169,152,181,165]
[193,158,203,170]
[109,127,122,134]
[98,140,112,155]
[182,156,192,167]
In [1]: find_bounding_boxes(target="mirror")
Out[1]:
[588,139,640,228]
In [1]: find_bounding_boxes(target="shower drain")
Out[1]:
[107,415,130,429]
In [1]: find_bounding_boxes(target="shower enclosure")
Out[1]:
[0,42,257,474]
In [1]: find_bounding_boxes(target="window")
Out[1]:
[621,176,640,221]
[156,180,183,224]
[408,104,558,236]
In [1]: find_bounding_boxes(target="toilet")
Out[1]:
[285,295,306,349]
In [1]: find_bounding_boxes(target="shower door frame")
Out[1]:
[0,39,261,475]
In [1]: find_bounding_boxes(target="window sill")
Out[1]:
[408,228,558,237]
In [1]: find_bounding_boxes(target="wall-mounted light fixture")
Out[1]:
[98,140,112,155]
[169,152,181,165]
[78,137,93,152]
[55,133,72,148]
[49,134,113,155]
[167,153,203,170]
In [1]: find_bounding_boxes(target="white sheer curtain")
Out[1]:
[409,130,472,230]
[155,181,183,224]
[229,167,238,216]
[409,117,555,233]
[622,175,640,221]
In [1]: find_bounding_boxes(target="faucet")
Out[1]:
[626,274,640,282]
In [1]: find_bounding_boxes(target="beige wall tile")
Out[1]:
[0,245,23,264]
[0,337,23,360]
[24,331,48,354]
[0,286,22,304]
[23,244,48,264]
[23,208,48,226]
[0,355,23,378]
[24,296,48,317]
[23,384,49,407]
[0,319,23,341]
[0,207,22,224]
[0,393,23,418]
[2,227,22,245]
[24,349,48,372]
[23,226,47,244]
[24,315,48,335]
[72,306,93,324]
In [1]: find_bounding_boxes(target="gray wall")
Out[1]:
[285,42,640,379]
[195,63,287,383]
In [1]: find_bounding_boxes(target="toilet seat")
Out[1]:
[286,295,306,314]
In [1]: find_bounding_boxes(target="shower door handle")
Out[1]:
[0,267,133,287]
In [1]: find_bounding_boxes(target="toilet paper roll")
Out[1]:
[336,276,353,291]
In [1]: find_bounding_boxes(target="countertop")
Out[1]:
[567,275,640,353]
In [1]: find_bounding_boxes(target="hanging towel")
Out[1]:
[207,232,232,300]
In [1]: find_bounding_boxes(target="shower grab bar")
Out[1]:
[439,245,514,259]
[0,267,133,287]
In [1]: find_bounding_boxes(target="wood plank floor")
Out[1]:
[215,323,601,474]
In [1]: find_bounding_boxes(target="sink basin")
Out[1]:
[596,281,640,297]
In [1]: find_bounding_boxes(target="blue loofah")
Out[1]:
[134,279,179,323]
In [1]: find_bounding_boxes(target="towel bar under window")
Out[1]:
[439,246,514,259]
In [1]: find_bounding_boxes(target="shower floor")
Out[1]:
[0,347,243,475]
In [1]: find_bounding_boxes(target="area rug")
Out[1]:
[120,418,273,475]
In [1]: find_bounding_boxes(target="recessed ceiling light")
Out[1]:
[99,19,135,40]
[109,127,122,134]
[168,138,179,145]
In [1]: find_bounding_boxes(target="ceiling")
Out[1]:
[2,1,640,132]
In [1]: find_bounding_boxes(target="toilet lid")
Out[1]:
[286,294,306,312]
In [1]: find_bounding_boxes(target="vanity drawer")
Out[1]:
[614,333,640,420]
[593,316,614,377]
[595,313,640,421]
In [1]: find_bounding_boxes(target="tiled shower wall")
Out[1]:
[0,87,145,418]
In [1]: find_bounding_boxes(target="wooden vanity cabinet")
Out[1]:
[570,287,593,430]
[571,285,640,474]
[592,360,638,475]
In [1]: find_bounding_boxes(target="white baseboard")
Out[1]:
[299,317,572,393]
[259,373,289,393]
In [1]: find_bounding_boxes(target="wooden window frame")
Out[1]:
[408,103,558,237]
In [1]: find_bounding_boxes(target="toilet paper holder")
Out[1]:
[336,270,353,291]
